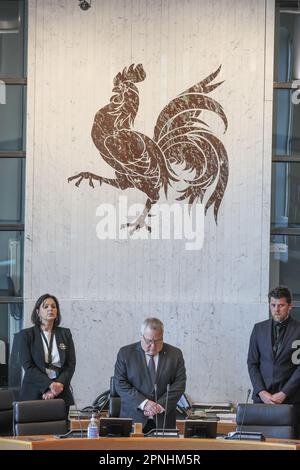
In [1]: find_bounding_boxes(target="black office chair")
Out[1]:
[13,399,68,436]
[0,338,8,387]
[0,389,17,436]
[236,403,297,439]
[109,376,121,418]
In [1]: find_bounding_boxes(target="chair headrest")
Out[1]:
[236,403,295,426]
[0,389,15,411]
[13,399,67,423]
[110,376,119,397]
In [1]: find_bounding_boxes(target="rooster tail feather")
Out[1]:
[204,141,228,223]
[176,187,204,205]
[163,180,169,198]
[153,65,226,143]
[172,133,228,223]
[154,94,227,144]
[179,65,222,95]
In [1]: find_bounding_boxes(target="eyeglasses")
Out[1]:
[142,335,163,346]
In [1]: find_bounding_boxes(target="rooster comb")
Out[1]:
[113,63,146,86]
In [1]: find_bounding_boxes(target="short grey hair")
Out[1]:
[140,318,164,336]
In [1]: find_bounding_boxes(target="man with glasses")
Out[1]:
[114,317,186,432]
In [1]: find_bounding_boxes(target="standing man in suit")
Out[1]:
[114,317,186,432]
[248,286,300,407]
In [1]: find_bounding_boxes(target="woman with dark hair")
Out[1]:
[18,294,76,407]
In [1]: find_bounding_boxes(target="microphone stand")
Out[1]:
[55,384,84,439]
[239,388,251,440]
[154,384,158,437]
[226,389,265,441]
[70,384,83,438]
[144,384,178,438]
[162,384,170,437]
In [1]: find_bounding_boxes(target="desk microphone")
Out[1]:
[54,385,84,439]
[239,388,251,440]
[144,383,179,438]
[70,384,83,438]
[162,384,170,437]
[226,388,265,441]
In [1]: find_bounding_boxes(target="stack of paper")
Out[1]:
[191,402,234,414]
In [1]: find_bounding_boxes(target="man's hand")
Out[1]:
[42,390,55,400]
[143,400,163,417]
[270,391,287,404]
[258,390,275,404]
[49,382,64,396]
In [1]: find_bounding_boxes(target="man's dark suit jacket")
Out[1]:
[247,317,300,403]
[114,341,186,428]
[18,326,76,405]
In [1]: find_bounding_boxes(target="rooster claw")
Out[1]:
[121,222,151,234]
[67,172,102,188]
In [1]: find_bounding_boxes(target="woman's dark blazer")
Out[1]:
[18,325,76,405]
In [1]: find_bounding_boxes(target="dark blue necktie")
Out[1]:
[148,355,156,384]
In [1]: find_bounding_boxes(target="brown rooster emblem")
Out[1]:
[68,64,228,233]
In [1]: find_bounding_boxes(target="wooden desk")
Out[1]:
[70,418,236,435]
[216,420,236,434]
[0,435,299,451]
